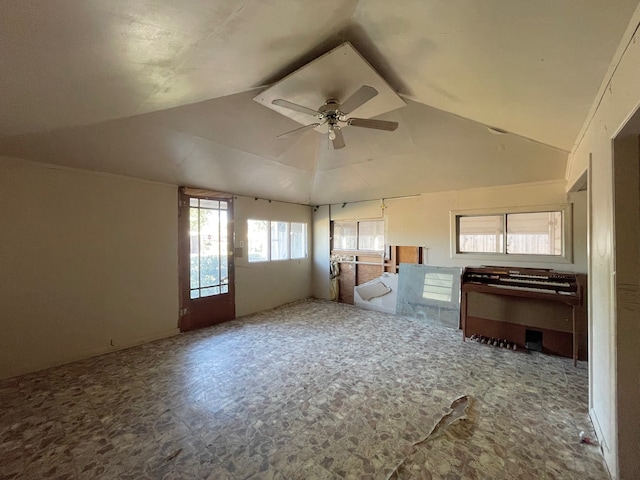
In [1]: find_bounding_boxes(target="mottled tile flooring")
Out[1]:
[1,299,608,479]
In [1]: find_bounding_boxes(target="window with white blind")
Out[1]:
[451,204,572,263]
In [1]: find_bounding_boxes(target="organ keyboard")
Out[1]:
[460,266,585,365]
[463,266,579,297]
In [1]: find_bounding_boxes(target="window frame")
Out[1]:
[247,219,309,263]
[450,203,573,263]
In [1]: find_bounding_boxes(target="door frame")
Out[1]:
[178,187,235,331]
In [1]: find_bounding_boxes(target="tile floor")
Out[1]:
[0,299,608,479]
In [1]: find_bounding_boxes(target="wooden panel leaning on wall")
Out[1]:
[385,246,426,273]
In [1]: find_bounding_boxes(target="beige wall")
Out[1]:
[330,180,587,273]
[0,159,315,378]
[391,182,585,272]
[233,196,312,316]
[0,157,179,379]
[565,7,640,478]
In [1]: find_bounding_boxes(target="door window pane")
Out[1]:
[201,286,220,297]
[200,208,220,287]
[271,221,289,260]
[291,222,307,259]
[507,211,562,255]
[248,220,269,262]
[200,199,219,209]
[458,215,504,253]
[220,208,228,282]
[189,208,200,289]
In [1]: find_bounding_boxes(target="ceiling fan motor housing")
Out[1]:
[319,100,344,124]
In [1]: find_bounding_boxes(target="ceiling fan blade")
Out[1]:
[272,99,321,117]
[332,127,346,150]
[277,123,321,139]
[340,85,378,114]
[347,118,398,131]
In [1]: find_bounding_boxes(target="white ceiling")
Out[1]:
[0,0,637,205]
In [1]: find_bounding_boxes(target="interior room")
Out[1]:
[1,1,639,479]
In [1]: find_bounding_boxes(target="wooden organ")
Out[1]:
[460,266,586,365]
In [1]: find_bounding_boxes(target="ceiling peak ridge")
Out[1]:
[398,94,570,155]
[0,85,274,141]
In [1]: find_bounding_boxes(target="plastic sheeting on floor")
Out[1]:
[354,273,398,314]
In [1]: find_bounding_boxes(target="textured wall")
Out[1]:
[0,158,179,379]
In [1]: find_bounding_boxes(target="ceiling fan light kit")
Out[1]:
[271,85,399,149]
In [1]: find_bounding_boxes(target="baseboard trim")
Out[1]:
[0,328,180,380]
[590,407,617,479]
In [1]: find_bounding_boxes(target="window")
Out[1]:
[290,222,307,259]
[451,205,572,262]
[270,221,289,261]
[458,215,504,253]
[333,221,358,250]
[247,219,308,262]
[358,220,385,251]
[506,211,562,255]
[332,219,385,252]
[247,220,269,262]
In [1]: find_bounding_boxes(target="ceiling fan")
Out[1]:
[272,85,398,149]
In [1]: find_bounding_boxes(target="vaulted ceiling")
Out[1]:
[0,1,637,204]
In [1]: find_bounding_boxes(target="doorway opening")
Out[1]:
[611,109,640,477]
